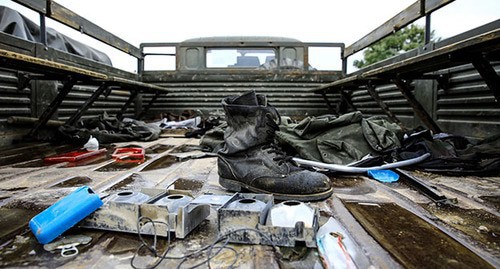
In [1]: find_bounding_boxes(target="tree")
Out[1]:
[353,24,435,69]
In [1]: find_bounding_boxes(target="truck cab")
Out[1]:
[176,36,307,70]
[138,36,344,118]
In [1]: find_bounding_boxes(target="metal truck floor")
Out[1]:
[0,138,498,268]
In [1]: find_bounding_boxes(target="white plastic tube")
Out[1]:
[292,153,430,173]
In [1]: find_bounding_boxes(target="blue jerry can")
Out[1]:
[29,186,103,244]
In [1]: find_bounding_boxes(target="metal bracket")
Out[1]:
[393,78,442,134]
[137,91,161,120]
[65,82,109,126]
[436,73,450,90]
[339,89,357,113]
[16,72,32,91]
[116,90,138,120]
[320,91,338,116]
[472,57,500,104]
[103,86,113,97]
[16,72,57,90]
[410,73,450,90]
[27,77,77,137]
[395,168,455,205]
[365,81,405,129]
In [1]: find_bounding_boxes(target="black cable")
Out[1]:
[131,216,282,269]
[206,228,281,269]
[130,216,171,269]
[176,240,234,269]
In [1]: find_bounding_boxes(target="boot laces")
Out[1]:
[262,143,293,165]
[262,105,292,165]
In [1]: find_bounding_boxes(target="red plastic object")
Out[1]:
[112,147,145,161]
[44,149,107,163]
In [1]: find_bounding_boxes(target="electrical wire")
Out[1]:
[130,216,282,269]
[130,216,171,269]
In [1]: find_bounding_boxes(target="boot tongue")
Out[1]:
[232,91,259,106]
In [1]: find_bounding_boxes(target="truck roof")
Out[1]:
[180,36,303,44]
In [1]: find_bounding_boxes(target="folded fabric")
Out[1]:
[276,111,403,165]
[58,112,161,145]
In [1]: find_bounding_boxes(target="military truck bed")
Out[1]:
[0,1,499,268]
[0,137,498,268]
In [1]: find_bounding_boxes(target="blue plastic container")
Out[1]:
[29,186,103,244]
[367,169,400,183]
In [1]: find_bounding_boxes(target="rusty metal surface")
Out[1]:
[0,48,108,80]
[0,138,498,268]
[0,2,496,266]
[0,138,287,268]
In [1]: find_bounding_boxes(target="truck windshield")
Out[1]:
[206,48,276,68]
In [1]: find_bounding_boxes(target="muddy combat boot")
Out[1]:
[217,91,333,201]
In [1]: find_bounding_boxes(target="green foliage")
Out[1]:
[353,24,434,69]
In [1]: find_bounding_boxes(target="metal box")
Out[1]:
[80,188,210,238]
[218,193,319,247]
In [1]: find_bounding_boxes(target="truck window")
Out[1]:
[308,47,342,71]
[206,48,276,68]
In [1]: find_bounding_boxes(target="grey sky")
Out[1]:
[1,0,498,72]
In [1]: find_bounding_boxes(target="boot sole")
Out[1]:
[219,177,333,202]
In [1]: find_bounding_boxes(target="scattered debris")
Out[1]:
[83,136,99,151]
[478,226,490,233]
[43,235,92,257]
[316,217,373,269]
[112,147,146,163]
[43,149,107,164]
